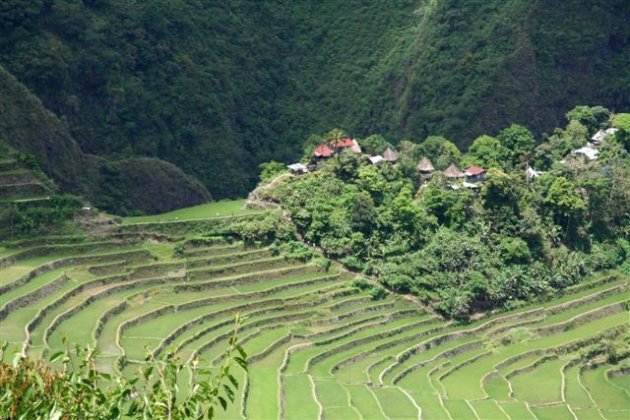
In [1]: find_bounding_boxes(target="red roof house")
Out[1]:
[314,144,334,158]
[465,166,486,176]
[464,166,486,182]
[332,138,355,149]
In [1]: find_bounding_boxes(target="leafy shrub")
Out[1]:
[173,243,186,258]
[369,286,388,300]
[231,213,294,245]
[351,278,371,290]
[2,195,82,236]
[352,278,388,300]
[339,255,365,271]
[0,317,247,419]
[259,161,287,183]
[282,241,315,262]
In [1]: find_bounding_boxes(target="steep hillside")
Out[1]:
[0,66,210,215]
[287,0,630,146]
[1,0,628,200]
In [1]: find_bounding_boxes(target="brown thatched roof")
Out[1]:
[416,157,435,172]
[444,164,464,178]
[382,147,398,162]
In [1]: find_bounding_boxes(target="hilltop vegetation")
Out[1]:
[257,106,630,319]
[1,0,629,203]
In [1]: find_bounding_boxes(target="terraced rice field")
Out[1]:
[1,218,628,419]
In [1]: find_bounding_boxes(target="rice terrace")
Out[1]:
[1,197,628,419]
[1,2,630,415]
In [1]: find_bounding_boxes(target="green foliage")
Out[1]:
[463,135,506,169]
[327,152,362,182]
[259,161,287,183]
[612,113,630,151]
[416,136,461,170]
[265,107,630,320]
[498,237,531,265]
[351,278,388,300]
[369,285,388,300]
[497,124,535,168]
[280,240,316,262]
[231,212,294,245]
[566,105,611,133]
[0,317,247,419]
[419,182,472,228]
[173,243,186,258]
[2,195,81,236]
[358,135,391,155]
[1,0,629,207]
[543,176,586,223]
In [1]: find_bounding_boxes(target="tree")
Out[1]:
[544,176,587,242]
[566,105,610,133]
[464,135,506,169]
[356,165,390,203]
[480,169,528,234]
[417,136,461,170]
[326,150,361,181]
[497,124,536,168]
[359,134,391,155]
[419,182,471,228]
[351,191,376,233]
[258,161,286,182]
[326,128,347,143]
[612,113,630,152]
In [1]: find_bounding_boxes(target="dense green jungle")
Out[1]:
[1,0,629,211]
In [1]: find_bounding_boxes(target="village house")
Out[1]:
[313,143,334,159]
[416,157,435,178]
[590,129,607,146]
[444,164,465,179]
[331,138,355,153]
[350,139,362,154]
[369,155,384,165]
[590,128,618,147]
[464,166,486,183]
[382,147,399,163]
[574,146,599,160]
[287,163,308,175]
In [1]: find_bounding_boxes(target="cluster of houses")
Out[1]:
[573,128,619,161]
[285,126,620,191]
[287,138,490,189]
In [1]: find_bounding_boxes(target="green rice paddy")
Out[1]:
[120,199,258,224]
[1,212,628,419]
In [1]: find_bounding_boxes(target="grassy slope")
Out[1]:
[120,200,253,224]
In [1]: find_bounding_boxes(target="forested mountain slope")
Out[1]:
[1,0,628,202]
[0,66,210,215]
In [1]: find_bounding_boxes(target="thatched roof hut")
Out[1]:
[382,147,398,162]
[444,164,465,178]
[416,157,435,173]
[350,139,362,154]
